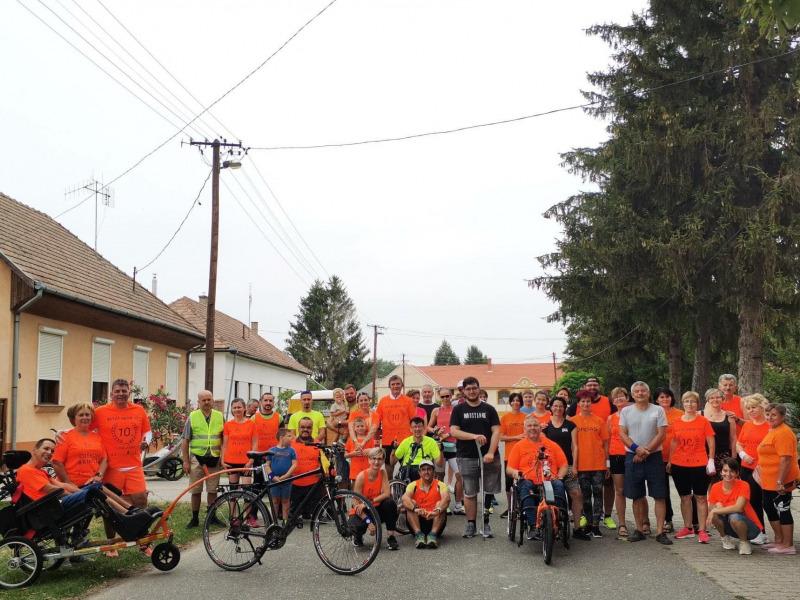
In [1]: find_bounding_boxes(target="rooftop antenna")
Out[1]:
[248,283,252,326]
[65,176,114,250]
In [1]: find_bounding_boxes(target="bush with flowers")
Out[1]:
[137,384,190,448]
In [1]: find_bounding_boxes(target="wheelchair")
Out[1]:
[0,450,179,589]
[507,476,571,565]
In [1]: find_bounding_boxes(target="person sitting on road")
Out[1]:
[265,428,297,526]
[352,447,400,550]
[506,416,577,540]
[707,458,763,556]
[402,459,450,549]
[391,417,443,482]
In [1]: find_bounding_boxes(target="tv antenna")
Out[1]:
[65,177,114,250]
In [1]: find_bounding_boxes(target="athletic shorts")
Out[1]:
[670,465,708,497]
[623,452,665,500]
[457,456,501,498]
[562,473,580,492]
[104,467,147,496]
[609,455,626,475]
[270,481,292,499]
[188,455,222,493]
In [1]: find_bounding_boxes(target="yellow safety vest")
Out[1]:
[189,409,224,457]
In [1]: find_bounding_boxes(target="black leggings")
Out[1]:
[763,490,794,526]
[348,499,398,533]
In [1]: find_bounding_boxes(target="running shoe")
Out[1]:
[627,530,646,542]
[185,518,199,529]
[739,541,752,555]
[415,532,426,548]
[674,526,696,539]
[721,535,737,550]
[426,532,439,548]
[526,528,538,541]
[486,506,494,515]
[491,497,499,506]
[482,523,494,538]
[698,530,710,544]
[387,535,399,551]
[655,533,673,545]
[453,504,466,515]
[352,534,364,547]
[750,531,769,545]
[602,516,617,530]
[579,515,588,528]
[573,528,592,541]
[500,509,509,519]
[246,514,259,527]
[591,526,603,538]
[463,522,477,538]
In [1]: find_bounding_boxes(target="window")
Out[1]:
[497,389,510,405]
[133,346,150,396]
[91,337,114,403]
[165,353,180,398]
[37,327,66,405]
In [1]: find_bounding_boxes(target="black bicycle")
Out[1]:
[202,443,381,575]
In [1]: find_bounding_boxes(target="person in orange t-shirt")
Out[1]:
[52,402,108,487]
[91,379,151,509]
[718,374,746,432]
[345,416,375,482]
[252,392,283,451]
[667,391,716,542]
[707,458,763,555]
[655,387,684,533]
[571,390,610,536]
[220,399,257,486]
[607,387,632,536]
[373,375,415,472]
[756,403,800,554]
[290,417,323,518]
[735,395,771,540]
[532,391,551,425]
[500,393,526,517]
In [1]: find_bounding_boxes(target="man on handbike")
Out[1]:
[391,417,443,482]
[506,416,587,540]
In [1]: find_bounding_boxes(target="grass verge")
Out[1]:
[2,502,202,600]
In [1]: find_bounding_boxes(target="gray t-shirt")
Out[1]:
[618,403,667,451]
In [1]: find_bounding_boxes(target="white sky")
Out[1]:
[1,0,648,367]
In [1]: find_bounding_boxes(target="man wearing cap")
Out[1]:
[402,459,450,549]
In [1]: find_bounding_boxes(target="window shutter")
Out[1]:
[38,333,63,380]
[133,349,149,391]
[92,342,111,383]
[166,355,179,397]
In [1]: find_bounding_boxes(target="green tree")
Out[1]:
[464,345,488,365]
[285,276,370,388]
[376,359,398,379]
[433,340,460,366]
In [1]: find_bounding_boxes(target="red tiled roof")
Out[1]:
[413,363,563,389]
[0,192,203,338]
[169,296,310,374]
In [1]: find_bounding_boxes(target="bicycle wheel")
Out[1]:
[560,509,571,549]
[0,536,43,590]
[203,490,271,571]
[312,490,381,575]
[507,490,517,541]
[541,508,555,565]
[389,480,410,535]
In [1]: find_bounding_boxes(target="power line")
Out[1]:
[248,47,800,151]
[136,168,212,273]
[385,327,567,342]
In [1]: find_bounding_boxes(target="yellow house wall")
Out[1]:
[7,309,186,451]
[0,262,13,447]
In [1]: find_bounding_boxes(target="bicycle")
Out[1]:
[507,445,571,565]
[202,442,381,575]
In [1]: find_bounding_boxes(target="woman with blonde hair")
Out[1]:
[735,394,770,544]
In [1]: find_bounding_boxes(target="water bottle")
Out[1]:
[542,459,551,479]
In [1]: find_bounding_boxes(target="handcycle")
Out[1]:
[506,446,571,565]
[0,450,179,590]
[201,442,381,575]
[388,441,424,536]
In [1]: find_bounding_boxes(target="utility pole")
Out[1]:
[187,138,243,392]
[402,353,406,385]
[552,352,558,384]
[368,324,384,401]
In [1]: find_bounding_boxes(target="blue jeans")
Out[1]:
[718,513,760,540]
[517,479,566,526]
[60,482,103,511]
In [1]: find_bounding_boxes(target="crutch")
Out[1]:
[476,439,485,539]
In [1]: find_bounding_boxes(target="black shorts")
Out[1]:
[609,455,626,475]
[670,465,708,496]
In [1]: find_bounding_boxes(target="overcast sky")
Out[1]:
[1,0,648,368]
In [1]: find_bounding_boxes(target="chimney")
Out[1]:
[151,273,158,297]
[487,358,493,372]
[251,321,259,336]
[199,294,208,306]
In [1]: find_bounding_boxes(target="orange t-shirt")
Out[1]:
[222,419,256,464]
[252,411,282,452]
[757,424,800,491]
[669,415,715,467]
[722,395,743,420]
[406,478,447,512]
[534,412,551,425]
[292,440,322,486]
[737,420,770,469]
[587,395,614,421]
[500,411,526,456]
[607,413,626,456]
[345,435,375,481]
[375,395,416,445]
[16,464,53,501]
[506,437,567,485]
[348,410,381,431]
[708,479,763,530]
[661,408,685,461]
[92,402,151,469]
[52,429,107,486]
[571,413,609,472]
[359,471,384,504]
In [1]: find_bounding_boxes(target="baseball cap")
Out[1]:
[419,459,435,469]
[584,376,600,385]
[457,380,464,389]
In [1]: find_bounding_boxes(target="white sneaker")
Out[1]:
[749,531,769,545]
[739,541,752,555]
[721,536,737,550]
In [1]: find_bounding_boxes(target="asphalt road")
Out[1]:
[88,509,733,600]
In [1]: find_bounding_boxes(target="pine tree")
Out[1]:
[433,340,460,366]
[464,345,488,365]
